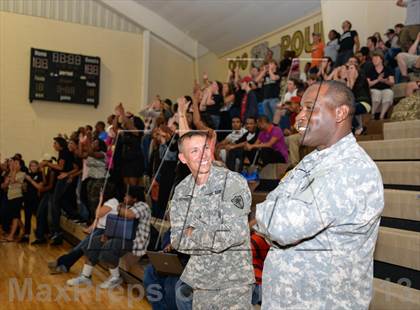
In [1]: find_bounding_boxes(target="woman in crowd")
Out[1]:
[200,80,224,130]
[366,52,395,119]
[1,158,25,242]
[324,30,340,63]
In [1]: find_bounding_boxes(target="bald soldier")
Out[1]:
[170,131,254,309]
[256,81,384,309]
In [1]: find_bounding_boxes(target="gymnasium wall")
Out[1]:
[148,34,195,104]
[0,12,143,161]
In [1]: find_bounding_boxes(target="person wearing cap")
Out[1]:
[366,51,395,119]
[256,81,384,309]
[310,32,325,70]
[67,185,151,289]
[239,76,259,123]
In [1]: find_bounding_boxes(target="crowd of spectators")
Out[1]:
[0,3,419,307]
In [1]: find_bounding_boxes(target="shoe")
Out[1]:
[18,235,30,243]
[31,238,47,245]
[50,234,63,246]
[99,276,123,289]
[246,171,260,182]
[49,265,68,275]
[66,275,92,287]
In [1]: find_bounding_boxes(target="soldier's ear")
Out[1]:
[335,104,350,123]
[178,153,187,164]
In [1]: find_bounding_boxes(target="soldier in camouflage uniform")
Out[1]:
[170,131,254,310]
[256,81,384,309]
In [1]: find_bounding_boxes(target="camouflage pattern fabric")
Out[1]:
[193,285,253,310]
[391,93,420,121]
[256,133,384,309]
[170,165,254,308]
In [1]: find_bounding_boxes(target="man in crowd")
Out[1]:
[336,20,360,66]
[396,0,420,52]
[170,131,254,309]
[216,116,247,163]
[225,117,259,172]
[245,116,289,167]
[256,81,384,309]
[396,32,420,82]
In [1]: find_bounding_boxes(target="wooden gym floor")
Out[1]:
[0,235,151,310]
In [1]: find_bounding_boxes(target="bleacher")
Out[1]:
[61,117,420,308]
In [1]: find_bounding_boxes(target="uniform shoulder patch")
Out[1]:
[231,195,244,209]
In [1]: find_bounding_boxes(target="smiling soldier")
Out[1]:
[170,131,254,309]
[256,81,384,309]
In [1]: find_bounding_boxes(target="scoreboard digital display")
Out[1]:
[29,48,100,107]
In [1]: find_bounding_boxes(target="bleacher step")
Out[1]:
[358,138,420,160]
[371,278,420,310]
[383,189,420,221]
[377,161,420,186]
[384,120,420,140]
[374,227,420,271]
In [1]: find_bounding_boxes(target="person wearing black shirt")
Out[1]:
[255,61,281,122]
[336,20,360,66]
[20,160,42,243]
[201,81,223,130]
[366,52,395,119]
[225,117,259,172]
[41,137,76,245]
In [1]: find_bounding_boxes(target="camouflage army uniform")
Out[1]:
[170,165,254,309]
[256,133,384,309]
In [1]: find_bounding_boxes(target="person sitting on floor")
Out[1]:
[66,185,151,289]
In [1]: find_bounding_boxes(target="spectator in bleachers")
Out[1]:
[48,185,116,274]
[245,116,288,167]
[384,29,402,69]
[310,32,325,70]
[216,116,247,163]
[21,160,42,243]
[30,155,57,245]
[385,29,400,49]
[336,20,360,66]
[395,32,420,82]
[200,81,223,130]
[94,121,108,141]
[395,23,404,36]
[356,46,372,74]
[279,50,295,77]
[367,36,380,55]
[317,57,334,80]
[283,78,299,103]
[366,52,395,119]
[256,61,281,122]
[396,0,420,52]
[219,82,236,139]
[225,117,259,172]
[239,76,259,123]
[67,185,151,289]
[1,158,25,242]
[78,137,107,222]
[324,30,340,63]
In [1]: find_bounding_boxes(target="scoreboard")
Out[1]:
[29,48,100,107]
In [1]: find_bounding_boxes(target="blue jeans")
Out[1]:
[56,228,104,271]
[175,279,193,310]
[144,264,179,310]
[262,98,279,122]
[252,284,262,305]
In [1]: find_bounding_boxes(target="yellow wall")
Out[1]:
[0,12,143,161]
[148,35,195,103]
[321,0,405,46]
[197,11,323,82]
